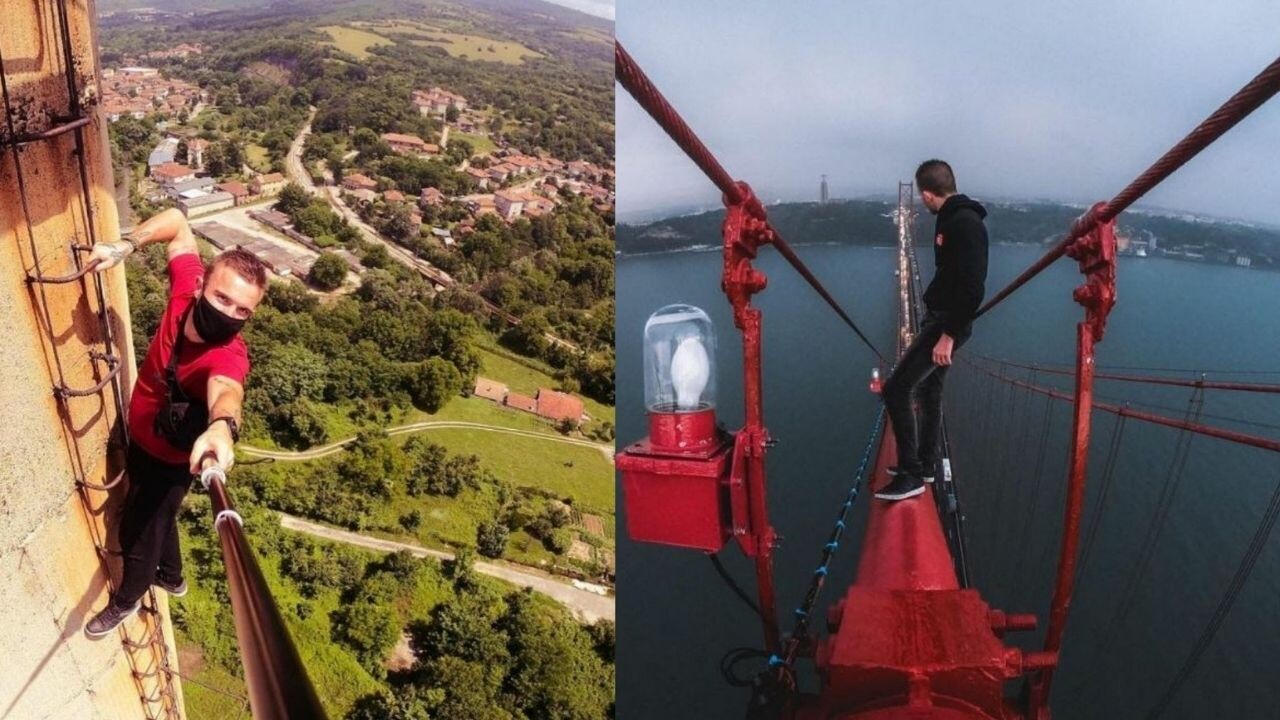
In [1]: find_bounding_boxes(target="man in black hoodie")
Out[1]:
[876,160,988,501]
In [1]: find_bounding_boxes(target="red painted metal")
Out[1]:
[648,407,721,451]
[1023,206,1117,716]
[801,417,1045,718]
[721,187,782,651]
[617,434,734,552]
[615,182,784,648]
[809,582,1041,720]
[856,432,959,592]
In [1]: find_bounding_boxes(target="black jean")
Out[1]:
[881,312,970,477]
[115,443,193,608]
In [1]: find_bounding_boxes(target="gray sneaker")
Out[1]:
[155,574,188,597]
[84,600,141,639]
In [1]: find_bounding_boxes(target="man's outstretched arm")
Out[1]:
[189,374,243,474]
[89,208,198,271]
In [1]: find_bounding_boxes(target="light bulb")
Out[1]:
[670,336,710,410]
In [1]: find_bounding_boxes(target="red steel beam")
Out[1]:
[855,429,959,591]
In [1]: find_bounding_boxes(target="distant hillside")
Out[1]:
[618,199,1280,270]
[99,0,614,32]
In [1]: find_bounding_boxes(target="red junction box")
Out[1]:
[617,432,733,552]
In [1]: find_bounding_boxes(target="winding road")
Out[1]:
[278,513,614,623]
[283,111,578,350]
[239,420,614,462]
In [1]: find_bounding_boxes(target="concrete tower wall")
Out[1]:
[1,2,185,718]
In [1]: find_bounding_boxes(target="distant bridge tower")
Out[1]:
[894,181,918,352]
[1,2,185,718]
[820,174,829,204]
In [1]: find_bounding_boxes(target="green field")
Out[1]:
[357,20,543,65]
[242,338,614,452]
[450,130,496,156]
[317,25,394,60]
[244,142,270,172]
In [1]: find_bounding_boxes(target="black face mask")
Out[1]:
[192,293,246,344]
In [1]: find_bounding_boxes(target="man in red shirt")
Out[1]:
[83,208,268,637]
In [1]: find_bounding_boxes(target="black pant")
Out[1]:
[115,443,193,608]
[882,312,970,477]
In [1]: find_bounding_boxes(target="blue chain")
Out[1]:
[775,404,886,669]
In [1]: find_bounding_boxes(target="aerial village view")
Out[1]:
[92,1,616,717]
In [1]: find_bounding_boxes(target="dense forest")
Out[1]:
[175,483,614,719]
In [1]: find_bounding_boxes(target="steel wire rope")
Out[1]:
[1011,391,1056,601]
[614,41,886,363]
[1076,414,1129,583]
[1100,387,1204,640]
[967,357,1280,438]
[1144,461,1280,718]
[969,353,1280,395]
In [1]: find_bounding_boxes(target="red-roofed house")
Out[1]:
[251,172,286,197]
[505,392,537,414]
[343,173,378,192]
[467,195,497,217]
[494,189,528,221]
[536,388,584,424]
[523,196,556,218]
[473,376,508,403]
[215,181,250,205]
[419,187,445,207]
[151,162,195,184]
[382,132,430,156]
[412,87,469,116]
[465,167,491,190]
[384,189,405,204]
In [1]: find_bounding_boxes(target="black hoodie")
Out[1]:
[923,194,989,337]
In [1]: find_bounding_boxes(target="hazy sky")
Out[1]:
[542,0,613,21]
[617,1,1280,225]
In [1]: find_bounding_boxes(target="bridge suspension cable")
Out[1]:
[971,353,1280,394]
[615,41,886,363]
[975,55,1280,318]
[965,359,1280,454]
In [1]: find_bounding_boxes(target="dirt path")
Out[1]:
[278,514,614,623]
[239,420,614,462]
[285,108,319,196]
